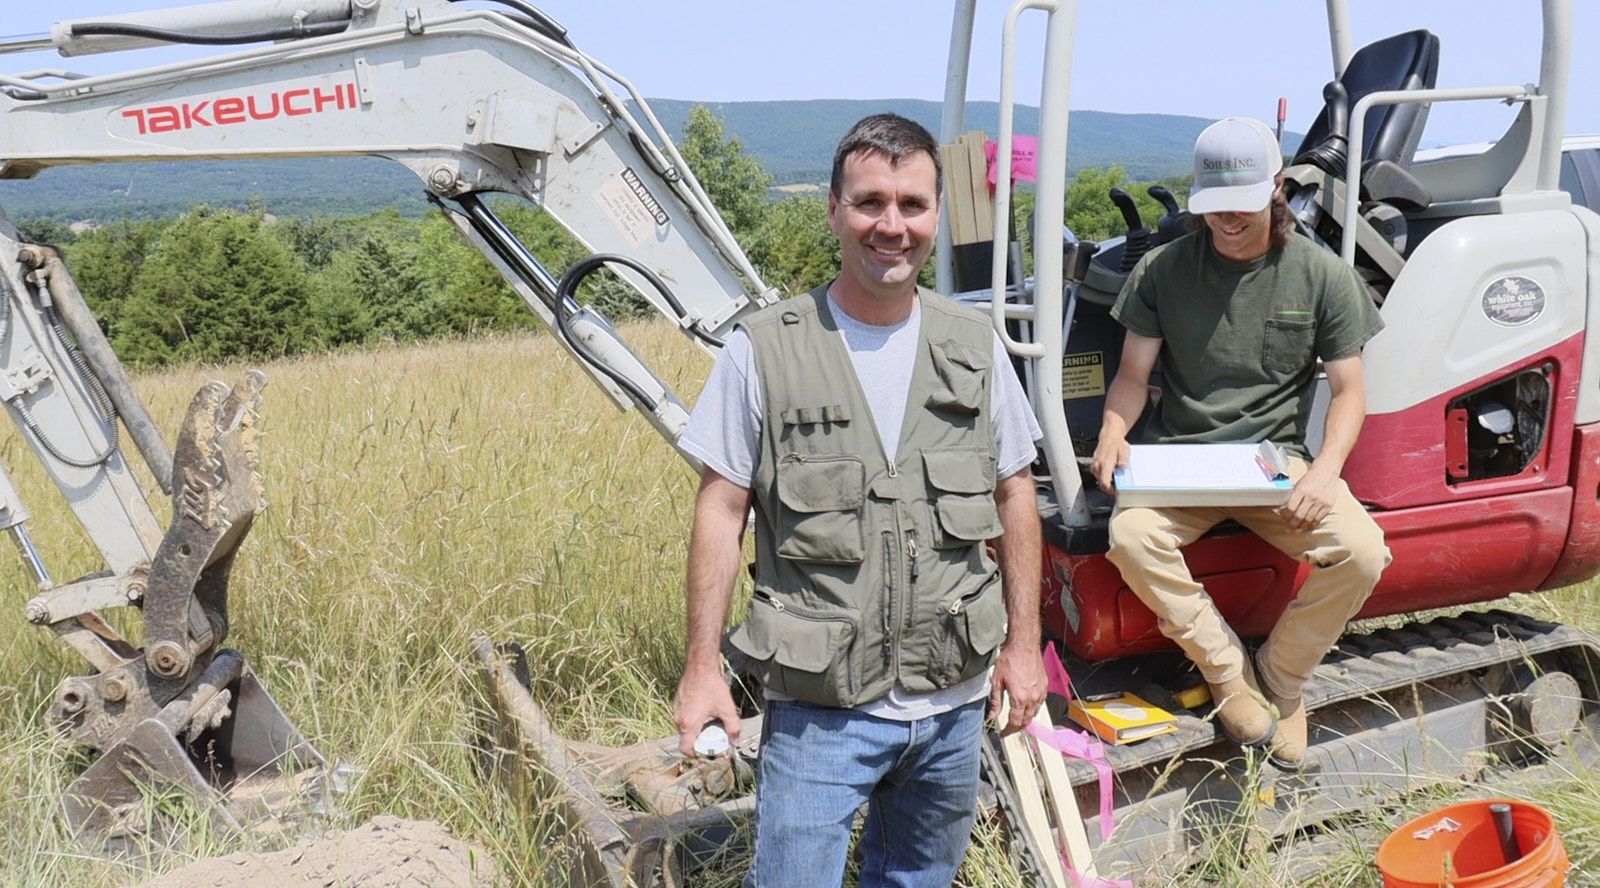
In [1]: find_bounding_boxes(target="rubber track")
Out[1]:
[1052,609,1599,785]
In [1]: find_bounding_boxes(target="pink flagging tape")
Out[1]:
[1043,639,1075,701]
[1024,646,1113,838]
[1028,644,1134,886]
[984,134,1040,187]
[1067,865,1135,888]
[1025,719,1115,843]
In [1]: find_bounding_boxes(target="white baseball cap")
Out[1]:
[1188,117,1283,215]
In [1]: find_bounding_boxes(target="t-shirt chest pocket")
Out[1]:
[1262,315,1316,376]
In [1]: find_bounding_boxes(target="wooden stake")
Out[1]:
[943,140,977,245]
[966,131,995,242]
[997,701,1070,887]
[1031,706,1099,881]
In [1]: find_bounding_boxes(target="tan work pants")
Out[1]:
[1105,459,1392,701]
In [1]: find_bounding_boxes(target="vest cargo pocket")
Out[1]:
[927,339,990,415]
[936,574,1007,683]
[728,593,858,705]
[1262,316,1316,376]
[923,448,1002,549]
[775,453,866,564]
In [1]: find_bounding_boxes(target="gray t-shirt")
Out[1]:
[681,294,1042,721]
[1111,229,1384,459]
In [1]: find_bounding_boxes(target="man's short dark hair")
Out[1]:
[829,113,942,199]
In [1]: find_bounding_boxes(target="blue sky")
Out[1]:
[4,1,1596,148]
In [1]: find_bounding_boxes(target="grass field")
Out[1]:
[0,322,1595,887]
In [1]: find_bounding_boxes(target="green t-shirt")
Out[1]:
[1110,230,1383,458]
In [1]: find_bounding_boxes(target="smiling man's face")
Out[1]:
[828,149,939,303]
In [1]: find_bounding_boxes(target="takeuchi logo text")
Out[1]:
[121,82,360,135]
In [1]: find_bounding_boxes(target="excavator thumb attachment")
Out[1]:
[40,374,328,852]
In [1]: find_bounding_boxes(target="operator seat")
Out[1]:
[1297,31,1440,171]
[1292,29,1439,211]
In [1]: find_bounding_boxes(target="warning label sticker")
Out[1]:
[593,166,667,248]
[1063,352,1105,399]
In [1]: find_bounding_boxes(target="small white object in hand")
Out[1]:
[693,722,730,757]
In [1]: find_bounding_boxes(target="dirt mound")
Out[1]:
[134,816,503,888]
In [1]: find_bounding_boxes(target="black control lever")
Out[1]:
[1108,188,1153,273]
[1293,80,1351,175]
[1324,80,1350,141]
[1147,185,1179,216]
[1146,185,1192,246]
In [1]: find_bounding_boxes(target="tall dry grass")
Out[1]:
[0,322,1593,887]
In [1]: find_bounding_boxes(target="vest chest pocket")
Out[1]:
[927,339,991,415]
[775,453,866,563]
[728,592,858,705]
[1262,316,1316,376]
[923,448,1002,549]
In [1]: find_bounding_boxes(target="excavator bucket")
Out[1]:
[60,658,327,851]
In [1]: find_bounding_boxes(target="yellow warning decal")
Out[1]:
[1063,352,1105,399]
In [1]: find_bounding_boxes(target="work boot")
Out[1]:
[1266,693,1308,770]
[1208,658,1276,748]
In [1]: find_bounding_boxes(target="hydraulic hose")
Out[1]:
[445,0,572,48]
[66,20,347,47]
[452,195,659,409]
[559,253,724,350]
[19,246,173,489]
[0,260,119,470]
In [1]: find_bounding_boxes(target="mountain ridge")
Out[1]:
[0,98,1300,223]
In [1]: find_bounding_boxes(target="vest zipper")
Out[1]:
[889,499,905,683]
[880,531,894,665]
[904,530,919,632]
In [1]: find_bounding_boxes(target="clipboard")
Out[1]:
[1112,442,1293,507]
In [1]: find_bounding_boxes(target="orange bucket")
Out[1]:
[1376,800,1569,887]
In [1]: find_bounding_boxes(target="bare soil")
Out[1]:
[133,816,503,888]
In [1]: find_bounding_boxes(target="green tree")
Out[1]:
[416,211,540,333]
[679,105,774,260]
[753,195,837,295]
[63,218,169,339]
[274,216,360,271]
[113,207,312,366]
[15,218,76,249]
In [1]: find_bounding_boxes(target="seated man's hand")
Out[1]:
[1280,464,1338,532]
[1090,436,1130,494]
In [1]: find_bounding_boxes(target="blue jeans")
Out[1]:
[745,698,985,888]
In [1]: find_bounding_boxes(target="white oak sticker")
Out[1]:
[1482,275,1545,327]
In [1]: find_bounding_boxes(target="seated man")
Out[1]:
[1089,117,1392,769]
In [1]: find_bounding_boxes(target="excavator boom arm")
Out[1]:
[1,0,776,450]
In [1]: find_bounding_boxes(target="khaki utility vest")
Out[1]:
[728,286,1008,708]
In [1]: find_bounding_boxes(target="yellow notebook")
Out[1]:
[1066,692,1179,745]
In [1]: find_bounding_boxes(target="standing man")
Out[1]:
[673,113,1046,887]
[1091,117,1391,771]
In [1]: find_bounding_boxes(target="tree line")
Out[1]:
[15,106,1187,369]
